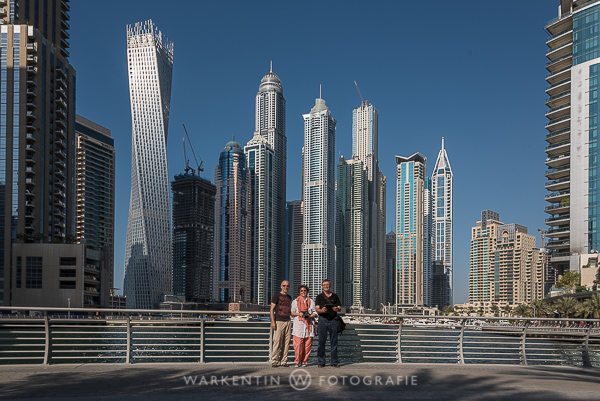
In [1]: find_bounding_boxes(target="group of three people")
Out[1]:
[270,279,342,368]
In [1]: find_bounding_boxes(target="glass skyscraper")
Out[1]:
[431,138,453,307]
[1,0,75,305]
[123,20,174,309]
[302,95,336,299]
[213,141,251,303]
[544,0,600,280]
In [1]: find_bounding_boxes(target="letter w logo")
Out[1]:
[289,369,311,391]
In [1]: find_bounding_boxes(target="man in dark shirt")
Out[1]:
[270,280,292,367]
[315,279,342,367]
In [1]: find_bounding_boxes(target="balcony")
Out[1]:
[546,53,572,73]
[545,190,570,202]
[545,128,570,143]
[545,102,570,119]
[545,153,570,168]
[25,189,35,197]
[55,129,66,139]
[546,65,571,85]
[25,178,35,185]
[54,160,66,169]
[545,214,569,226]
[26,42,37,53]
[54,178,65,188]
[27,66,37,75]
[26,110,36,120]
[25,200,35,208]
[26,55,37,63]
[55,139,66,148]
[54,190,66,198]
[55,200,66,208]
[545,203,569,215]
[55,118,66,129]
[25,166,35,174]
[54,168,65,177]
[546,27,573,49]
[26,88,37,97]
[26,144,36,153]
[545,90,570,108]
[545,12,572,37]
[25,155,36,164]
[546,42,573,62]
[545,139,570,156]
[55,77,66,89]
[55,107,66,118]
[545,164,570,179]
[547,239,570,249]
[547,226,570,238]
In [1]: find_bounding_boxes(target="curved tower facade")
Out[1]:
[255,66,286,294]
[123,20,174,309]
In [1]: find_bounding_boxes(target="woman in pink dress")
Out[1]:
[291,285,317,367]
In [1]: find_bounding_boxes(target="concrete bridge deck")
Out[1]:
[0,363,598,400]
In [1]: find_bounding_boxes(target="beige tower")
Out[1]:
[469,211,502,302]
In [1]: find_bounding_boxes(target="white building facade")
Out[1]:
[302,96,336,299]
[123,20,174,309]
[431,138,453,306]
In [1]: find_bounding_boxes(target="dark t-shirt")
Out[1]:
[315,292,341,320]
[271,293,292,321]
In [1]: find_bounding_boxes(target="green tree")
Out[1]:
[580,293,600,320]
[554,297,579,318]
[442,305,455,316]
[502,305,512,317]
[555,271,581,294]
[530,299,552,317]
[491,303,500,317]
[514,304,532,317]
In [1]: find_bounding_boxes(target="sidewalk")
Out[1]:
[0,363,598,400]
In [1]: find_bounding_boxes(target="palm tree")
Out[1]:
[442,305,455,316]
[514,304,532,317]
[491,303,500,317]
[581,293,600,320]
[530,299,551,318]
[502,305,512,317]
[554,297,579,318]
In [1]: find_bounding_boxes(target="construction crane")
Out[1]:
[182,136,195,175]
[182,124,204,174]
[354,80,365,104]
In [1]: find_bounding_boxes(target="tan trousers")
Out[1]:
[271,321,292,365]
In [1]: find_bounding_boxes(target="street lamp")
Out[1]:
[67,298,71,319]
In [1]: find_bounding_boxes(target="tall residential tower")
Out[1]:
[431,138,453,307]
[544,0,600,281]
[123,20,174,309]
[302,94,336,299]
[254,65,286,295]
[1,0,76,305]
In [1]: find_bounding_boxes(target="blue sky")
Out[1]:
[69,1,556,304]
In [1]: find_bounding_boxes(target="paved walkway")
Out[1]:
[0,363,598,400]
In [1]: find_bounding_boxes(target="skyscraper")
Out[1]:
[302,94,336,299]
[245,133,274,305]
[285,200,303,293]
[75,115,115,307]
[469,210,502,302]
[336,155,368,309]
[213,140,251,303]
[123,20,174,309]
[335,101,386,310]
[431,138,453,306]
[1,0,76,305]
[172,173,216,303]
[254,65,286,295]
[395,153,426,306]
[544,0,600,280]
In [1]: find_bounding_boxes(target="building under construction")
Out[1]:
[171,173,216,303]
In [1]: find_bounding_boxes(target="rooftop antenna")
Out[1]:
[441,137,445,150]
[319,84,322,99]
[182,124,204,174]
[354,80,365,104]
[270,60,273,73]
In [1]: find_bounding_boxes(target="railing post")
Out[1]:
[582,325,591,367]
[520,320,530,366]
[200,317,205,364]
[458,319,465,364]
[397,317,402,364]
[43,312,50,365]
[126,315,131,364]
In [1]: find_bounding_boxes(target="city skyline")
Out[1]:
[69,1,554,303]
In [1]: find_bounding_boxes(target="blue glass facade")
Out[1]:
[589,63,600,250]
[573,5,600,66]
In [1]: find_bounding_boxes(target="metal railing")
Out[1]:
[0,307,598,367]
